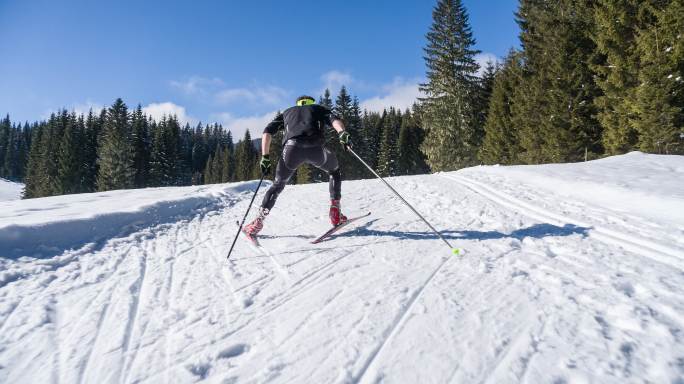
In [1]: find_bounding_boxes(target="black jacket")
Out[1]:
[264,104,339,147]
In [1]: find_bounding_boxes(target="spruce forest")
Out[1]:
[1,0,682,199]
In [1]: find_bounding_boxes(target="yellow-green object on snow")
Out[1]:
[452,248,461,255]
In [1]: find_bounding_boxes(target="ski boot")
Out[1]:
[329,199,348,227]
[244,207,268,236]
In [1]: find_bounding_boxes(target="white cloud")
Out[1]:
[71,100,105,116]
[170,76,224,95]
[215,85,289,106]
[320,70,355,94]
[143,102,196,125]
[474,53,500,77]
[40,100,105,120]
[360,77,424,113]
[171,76,289,107]
[210,110,278,141]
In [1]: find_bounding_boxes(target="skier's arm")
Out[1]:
[331,119,346,134]
[261,133,272,156]
[262,112,283,156]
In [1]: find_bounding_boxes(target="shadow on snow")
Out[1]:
[331,219,590,242]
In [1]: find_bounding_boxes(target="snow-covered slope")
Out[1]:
[1,152,683,383]
[0,179,23,201]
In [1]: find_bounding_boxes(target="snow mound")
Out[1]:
[0,181,267,259]
[0,179,23,202]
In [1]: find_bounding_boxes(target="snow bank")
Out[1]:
[0,181,266,259]
[0,179,23,202]
[461,152,684,226]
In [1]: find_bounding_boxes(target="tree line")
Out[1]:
[420,0,683,173]
[0,86,431,199]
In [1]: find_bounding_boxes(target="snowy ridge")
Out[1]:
[0,181,265,260]
[1,153,684,383]
[444,173,684,271]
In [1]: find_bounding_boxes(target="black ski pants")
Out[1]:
[261,144,341,211]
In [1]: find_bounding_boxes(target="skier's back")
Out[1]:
[243,95,353,236]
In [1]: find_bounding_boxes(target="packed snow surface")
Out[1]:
[1,152,683,383]
[0,179,22,201]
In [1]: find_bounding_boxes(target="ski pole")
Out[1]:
[227,175,265,260]
[348,148,460,255]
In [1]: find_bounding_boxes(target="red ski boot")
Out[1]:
[329,199,348,227]
[244,208,268,236]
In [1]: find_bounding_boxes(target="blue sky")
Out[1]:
[0,0,520,138]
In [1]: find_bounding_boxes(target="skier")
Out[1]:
[243,95,353,237]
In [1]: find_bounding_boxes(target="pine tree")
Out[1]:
[479,49,524,164]
[475,60,498,135]
[397,111,413,175]
[591,0,663,154]
[360,111,383,171]
[42,112,65,196]
[397,108,429,175]
[23,123,45,198]
[82,110,104,192]
[319,89,334,109]
[1,122,17,180]
[333,86,355,178]
[220,150,230,183]
[514,0,603,163]
[149,119,168,186]
[131,105,150,187]
[234,130,257,181]
[377,109,400,176]
[632,0,684,154]
[97,98,134,191]
[345,97,364,179]
[203,153,214,184]
[164,116,182,185]
[420,0,482,171]
[57,112,83,194]
[0,115,10,178]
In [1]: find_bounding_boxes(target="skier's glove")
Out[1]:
[339,131,352,151]
[260,155,272,175]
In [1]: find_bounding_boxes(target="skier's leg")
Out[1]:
[313,148,346,225]
[261,152,298,210]
[245,147,298,235]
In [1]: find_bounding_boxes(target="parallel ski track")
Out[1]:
[441,174,684,272]
[354,253,458,384]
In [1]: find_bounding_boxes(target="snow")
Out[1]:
[1,152,684,383]
[0,179,23,202]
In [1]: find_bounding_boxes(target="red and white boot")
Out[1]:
[329,199,348,227]
[244,208,269,236]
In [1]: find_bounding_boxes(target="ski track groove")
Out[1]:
[70,262,127,384]
[276,287,345,349]
[354,254,457,384]
[442,174,684,271]
[0,296,24,336]
[78,300,111,384]
[119,243,148,383]
[243,237,291,283]
[48,295,61,384]
[162,225,182,384]
[204,240,245,311]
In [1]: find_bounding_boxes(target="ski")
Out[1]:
[311,212,371,244]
